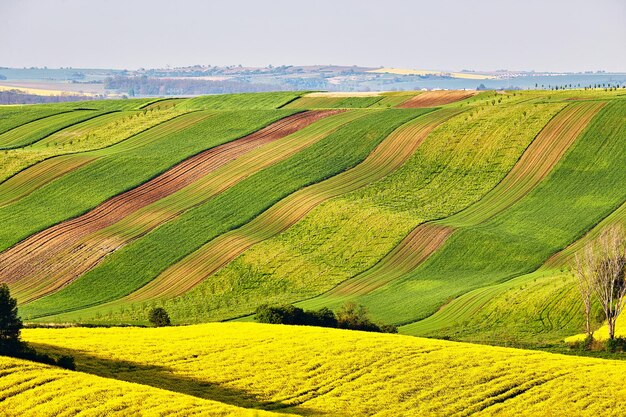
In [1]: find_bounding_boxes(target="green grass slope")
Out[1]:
[188,100,562,322]
[178,91,304,110]
[0,109,110,149]
[376,99,626,328]
[24,109,426,322]
[0,110,293,252]
[0,104,75,135]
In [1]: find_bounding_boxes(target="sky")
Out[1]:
[1,0,625,72]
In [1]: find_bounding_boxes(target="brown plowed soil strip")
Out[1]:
[0,110,339,288]
[397,91,477,108]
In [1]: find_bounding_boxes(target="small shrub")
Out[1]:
[308,307,337,328]
[148,307,171,327]
[379,324,398,334]
[605,337,626,353]
[336,302,379,332]
[255,304,306,325]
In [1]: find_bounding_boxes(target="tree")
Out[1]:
[573,246,595,338]
[336,302,378,332]
[0,284,22,348]
[254,304,305,325]
[575,226,626,340]
[592,226,626,340]
[308,307,337,328]
[148,307,171,327]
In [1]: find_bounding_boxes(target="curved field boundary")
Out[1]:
[0,110,294,252]
[138,97,187,110]
[124,108,456,301]
[397,90,477,108]
[283,96,383,109]
[0,109,110,149]
[368,92,418,108]
[308,101,605,307]
[401,268,581,341]
[26,109,427,321]
[0,109,185,185]
[0,155,97,208]
[442,100,607,228]
[0,106,75,136]
[354,99,626,326]
[311,224,454,302]
[546,199,626,267]
[178,91,304,110]
[18,111,368,315]
[0,111,336,300]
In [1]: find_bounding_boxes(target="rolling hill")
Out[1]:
[0,89,622,339]
[15,323,626,416]
[2,88,626,415]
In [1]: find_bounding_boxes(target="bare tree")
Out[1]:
[575,226,626,340]
[574,245,595,337]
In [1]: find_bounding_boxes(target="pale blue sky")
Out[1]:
[1,0,625,72]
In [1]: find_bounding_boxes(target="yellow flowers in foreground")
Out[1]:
[0,355,285,417]
[18,323,626,416]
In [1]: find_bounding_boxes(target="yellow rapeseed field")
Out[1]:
[566,314,626,343]
[0,355,287,416]
[20,323,626,416]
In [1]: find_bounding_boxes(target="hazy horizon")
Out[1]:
[2,0,625,72]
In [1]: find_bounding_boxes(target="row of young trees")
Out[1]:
[573,225,626,347]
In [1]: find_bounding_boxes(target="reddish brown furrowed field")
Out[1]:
[0,110,339,302]
[397,90,477,108]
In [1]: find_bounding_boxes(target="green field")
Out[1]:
[2,89,626,416]
[0,89,623,347]
[0,109,293,253]
[21,108,426,320]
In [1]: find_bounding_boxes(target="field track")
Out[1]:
[397,90,477,108]
[0,111,337,300]
[122,108,460,301]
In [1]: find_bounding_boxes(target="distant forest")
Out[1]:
[0,90,94,105]
[104,75,289,96]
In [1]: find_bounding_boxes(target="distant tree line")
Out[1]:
[104,75,287,96]
[254,302,398,334]
[0,90,98,105]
